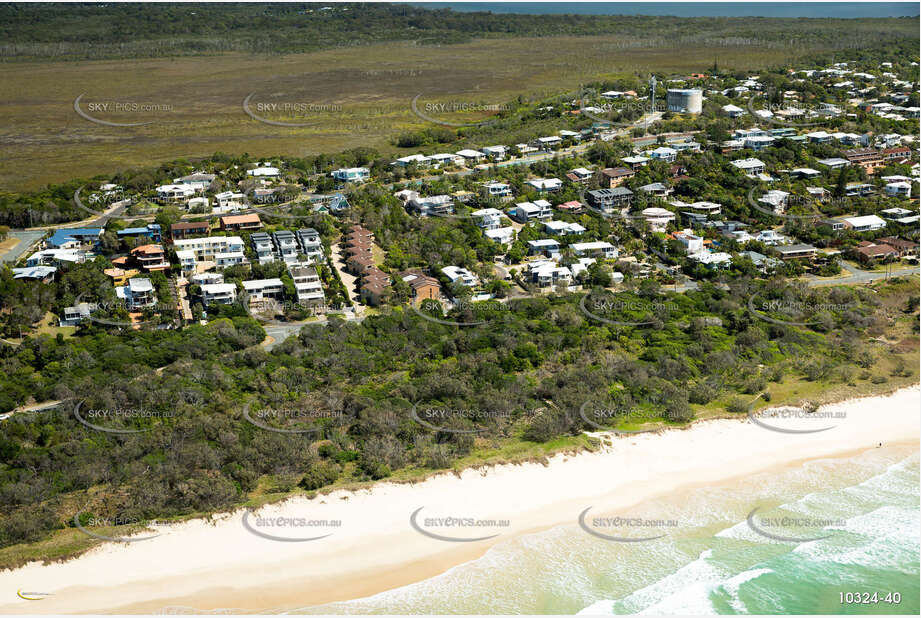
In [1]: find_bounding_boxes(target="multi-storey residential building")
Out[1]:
[251,232,275,265]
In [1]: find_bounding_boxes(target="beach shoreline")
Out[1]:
[1,385,918,615]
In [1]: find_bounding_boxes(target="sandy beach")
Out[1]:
[1,386,918,614]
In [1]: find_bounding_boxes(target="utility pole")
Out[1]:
[647,75,657,136]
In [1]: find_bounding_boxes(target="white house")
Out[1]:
[331,167,370,183]
[471,208,504,229]
[542,220,586,236]
[722,104,745,118]
[200,283,237,305]
[242,278,285,301]
[442,266,478,287]
[843,215,887,232]
[484,227,515,246]
[510,201,553,222]
[526,178,563,193]
[570,241,618,259]
[731,158,766,177]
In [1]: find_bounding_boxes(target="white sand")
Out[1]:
[1,386,918,614]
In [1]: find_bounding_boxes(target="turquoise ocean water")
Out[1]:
[295,446,919,614]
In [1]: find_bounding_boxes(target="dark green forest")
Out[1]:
[1,276,917,556]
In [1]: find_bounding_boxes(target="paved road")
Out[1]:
[0,229,45,263]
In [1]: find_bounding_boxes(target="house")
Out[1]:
[557,201,583,213]
[331,167,370,183]
[394,154,431,167]
[191,272,223,286]
[251,232,275,265]
[173,236,245,264]
[885,181,912,197]
[246,165,282,179]
[214,191,246,210]
[471,208,504,230]
[400,270,442,305]
[527,239,561,258]
[455,149,485,164]
[641,207,676,232]
[638,182,671,197]
[104,267,139,286]
[251,188,279,207]
[220,214,262,232]
[60,302,98,327]
[360,279,390,307]
[442,266,478,287]
[755,230,787,246]
[532,136,562,150]
[566,168,594,183]
[296,228,323,262]
[429,153,464,167]
[200,283,238,305]
[289,265,325,306]
[671,200,721,216]
[542,220,586,236]
[672,229,704,254]
[176,250,197,273]
[740,250,780,273]
[744,136,775,151]
[407,194,453,217]
[156,184,195,203]
[510,201,552,222]
[26,249,86,267]
[174,172,216,189]
[242,278,285,301]
[855,242,899,263]
[482,182,513,199]
[880,207,916,221]
[526,178,563,193]
[722,104,745,118]
[130,244,170,272]
[646,146,677,163]
[791,168,821,179]
[570,241,618,259]
[271,230,299,263]
[170,221,210,240]
[622,155,650,168]
[484,227,516,246]
[689,250,732,267]
[215,251,247,269]
[12,266,57,282]
[602,167,635,187]
[843,215,886,232]
[527,260,572,288]
[758,190,790,214]
[882,146,911,162]
[587,187,633,212]
[805,131,833,143]
[821,219,846,232]
[480,145,508,160]
[117,224,162,243]
[731,158,766,177]
[816,158,850,169]
[845,148,884,174]
[117,277,157,310]
[877,237,919,257]
[776,244,818,260]
[46,228,103,249]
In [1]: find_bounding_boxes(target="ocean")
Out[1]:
[295,446,919,614]
[411,3,920,18]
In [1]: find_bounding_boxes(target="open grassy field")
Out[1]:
[0,34,855,192]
